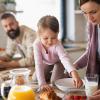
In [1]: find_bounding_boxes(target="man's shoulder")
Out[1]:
[20,25,36,34]
[20,25,36,38]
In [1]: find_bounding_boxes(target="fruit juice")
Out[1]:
[7,85,36,100]
[85,82,98,96]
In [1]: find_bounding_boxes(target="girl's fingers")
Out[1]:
[73,80,78,88]
[78,80,83,88]
[73,80,76,87]
[74,79,83,88]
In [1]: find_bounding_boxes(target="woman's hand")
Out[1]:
[88,90,100,100]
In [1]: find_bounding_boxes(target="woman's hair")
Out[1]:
[79,0,100,6]
[37,15,59,33]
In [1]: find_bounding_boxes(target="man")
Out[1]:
[0,13,36,70]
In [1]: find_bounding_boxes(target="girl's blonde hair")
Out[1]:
[37,15,59,33]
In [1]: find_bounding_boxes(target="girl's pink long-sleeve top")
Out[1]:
[33,39,76,86]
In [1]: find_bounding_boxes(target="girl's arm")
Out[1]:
[56,43,83,88]
[56,43,76,73]
[33,40,46,86]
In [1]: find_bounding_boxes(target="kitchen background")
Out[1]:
[0,0,87,77]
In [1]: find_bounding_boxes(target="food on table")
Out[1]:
[39,89,61,100]
[63,94,87,100]
[0,48,5,51]
[63,89,87,100]
[15,75,25,85]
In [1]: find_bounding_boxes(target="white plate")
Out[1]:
[55,78,84,92]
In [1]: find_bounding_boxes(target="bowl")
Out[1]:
[55,78,84,92]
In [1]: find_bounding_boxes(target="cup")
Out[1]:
[84,74,98,96]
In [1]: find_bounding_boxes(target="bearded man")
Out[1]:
[0,13,36,70]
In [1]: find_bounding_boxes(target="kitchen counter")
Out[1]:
[63,41,86,52]
[32,83,86,99]
[0,42,87,99]
[63,42,86,62]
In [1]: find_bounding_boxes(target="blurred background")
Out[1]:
[0,0,87,76]
[0,0,87,45]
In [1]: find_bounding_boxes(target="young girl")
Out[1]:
[33,15,83,91]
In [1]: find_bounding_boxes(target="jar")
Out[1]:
[1,68,36,100]
[63,89,87,100]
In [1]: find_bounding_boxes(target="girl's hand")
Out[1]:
[40,84,53,92]
[73,78,83,88]
[71,70,83,88]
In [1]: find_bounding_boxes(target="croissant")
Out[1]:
[39,89,61,100]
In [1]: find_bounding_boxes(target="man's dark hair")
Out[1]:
[79,0,100,6]
[1,13,16,20]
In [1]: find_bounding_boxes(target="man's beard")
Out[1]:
[7,27,20,39]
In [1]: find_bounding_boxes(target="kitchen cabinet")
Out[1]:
[67,0,87,42]
[0,0,16,13]
[0,22,6,48]
[75,0,87,42]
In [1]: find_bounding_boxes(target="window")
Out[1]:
[16,0,63,39]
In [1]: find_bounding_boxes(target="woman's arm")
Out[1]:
[88,90,100,100]
[73,51,88,69]
[74,23,92,69]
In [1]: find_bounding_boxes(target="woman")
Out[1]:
[74,0,100,99]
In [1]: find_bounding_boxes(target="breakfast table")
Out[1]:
[32,83,87,100]
[0,48,89,100]
[0,69,88,100]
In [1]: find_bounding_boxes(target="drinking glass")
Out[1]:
[84,74,98,96]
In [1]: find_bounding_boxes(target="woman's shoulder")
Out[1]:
[87,22,98,35]
[87,22,98,29]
